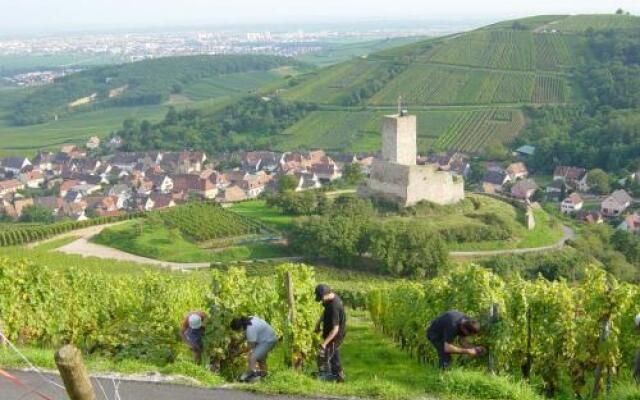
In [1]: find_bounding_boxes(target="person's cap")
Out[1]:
[188,314,202,329]
[315,284,331,302]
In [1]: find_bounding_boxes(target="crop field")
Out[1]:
[369,64,560,106]
[533,33,579,70]
[553,14,640,33]
[182,70,286,101]
[0,103,169,156]
[427,31,535,71]
[278,109,473,152]
[434,108,525,152]
[281,59,391,104]
[532,74,568,103]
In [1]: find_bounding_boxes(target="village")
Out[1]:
[0,134,638,234]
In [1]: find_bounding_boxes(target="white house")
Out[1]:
[561,192,584,214]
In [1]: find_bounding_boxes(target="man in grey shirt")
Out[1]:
[230,316,278,381]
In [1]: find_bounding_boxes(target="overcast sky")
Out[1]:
[1,0,639,34]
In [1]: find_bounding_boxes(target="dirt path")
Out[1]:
[3,369,319,400]
[450,224,575,258]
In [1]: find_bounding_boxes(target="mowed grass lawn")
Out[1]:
[229,200,295,231]
[92,219,292,263]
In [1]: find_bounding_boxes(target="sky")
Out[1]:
[1,0,639,34]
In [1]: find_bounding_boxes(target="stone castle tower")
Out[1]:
[359,107,464,207]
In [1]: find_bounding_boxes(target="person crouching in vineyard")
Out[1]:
[230,316,278,382]
[426,310,485,369]
[180,311,206,365]
[315,284,347,383]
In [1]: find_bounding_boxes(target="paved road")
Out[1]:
[450,224,576,258]
[2,370,318,400]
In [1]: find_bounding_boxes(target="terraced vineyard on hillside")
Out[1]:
[434,108,525,152]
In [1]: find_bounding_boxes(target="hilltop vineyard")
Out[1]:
[158,202,266,241]
[368,265,640,398]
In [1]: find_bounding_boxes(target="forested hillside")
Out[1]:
[9,55,304,126]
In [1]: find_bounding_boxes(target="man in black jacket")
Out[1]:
[315,284,346,382]
[426,310,485,369]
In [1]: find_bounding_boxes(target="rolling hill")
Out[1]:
[274,13,640,154]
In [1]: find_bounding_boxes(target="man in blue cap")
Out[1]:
[180,311,206,364]
[314,284,346,382]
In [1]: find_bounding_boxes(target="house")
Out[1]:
[514,145,536,158]
[149,174,173,193]
[511,179,538,200]
[481,171,511,194]
[107,184,132,209]
[86,136,100,149]
[19,170,45,188]
[0,179,24,196]
[85,196,118,214]
[294,171,322,192]
[506,162,528,180]
[149,193,175,210]
[64,190,83,203]
[358,156,375,176]
[34,196,63,216]
[161,151,206,174]
[71,183,101,196]
[561,193,584,214]
[546,179,568,199]
[207,171,229,189]
[243,151,280,172]
[110,153,139,172]
[553,166,588,192]
[238,172,272,198]
[1,196,34,219]
[311,162,342,182]
[108,136,123,149]
[1,157,31,175]
[32,152,53,171]
[59,179,80,197]
[173,174,219,199]
[426,152,471,178]
[601,189,633,217]
[618,213,640,233]
[216,185,247,203]
[60,144,77,154]
[578,210,604,224]
[60,202,87,221]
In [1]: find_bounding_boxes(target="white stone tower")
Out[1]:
[381,113,417,166]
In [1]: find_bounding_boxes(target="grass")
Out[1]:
[0,312,543,400]
[0,103,168,156]
[181,70,286,101]
[229,200,295,231]
[92,218,293,264]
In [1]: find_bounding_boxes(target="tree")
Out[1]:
[277,175,299,193]
[616,8,625,15]
[19,205,55,224]
[587,169,611,195]
[342,163,364,185]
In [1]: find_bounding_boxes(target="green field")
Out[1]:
[181,69,290,101]
[552,14,640,33]
[295,36,426,67]
[228,200,295,231]
[281,59,391,104]
[277,108,506,153]
[0,103,169,155]
[369,64,567,106]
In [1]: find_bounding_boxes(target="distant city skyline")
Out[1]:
[0,0,639,35]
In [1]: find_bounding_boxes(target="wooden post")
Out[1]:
[284,271,297,368]
[591,317,611,400]
[487,303,499,373]
[285,271,295,325]
[54,345,96,400]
